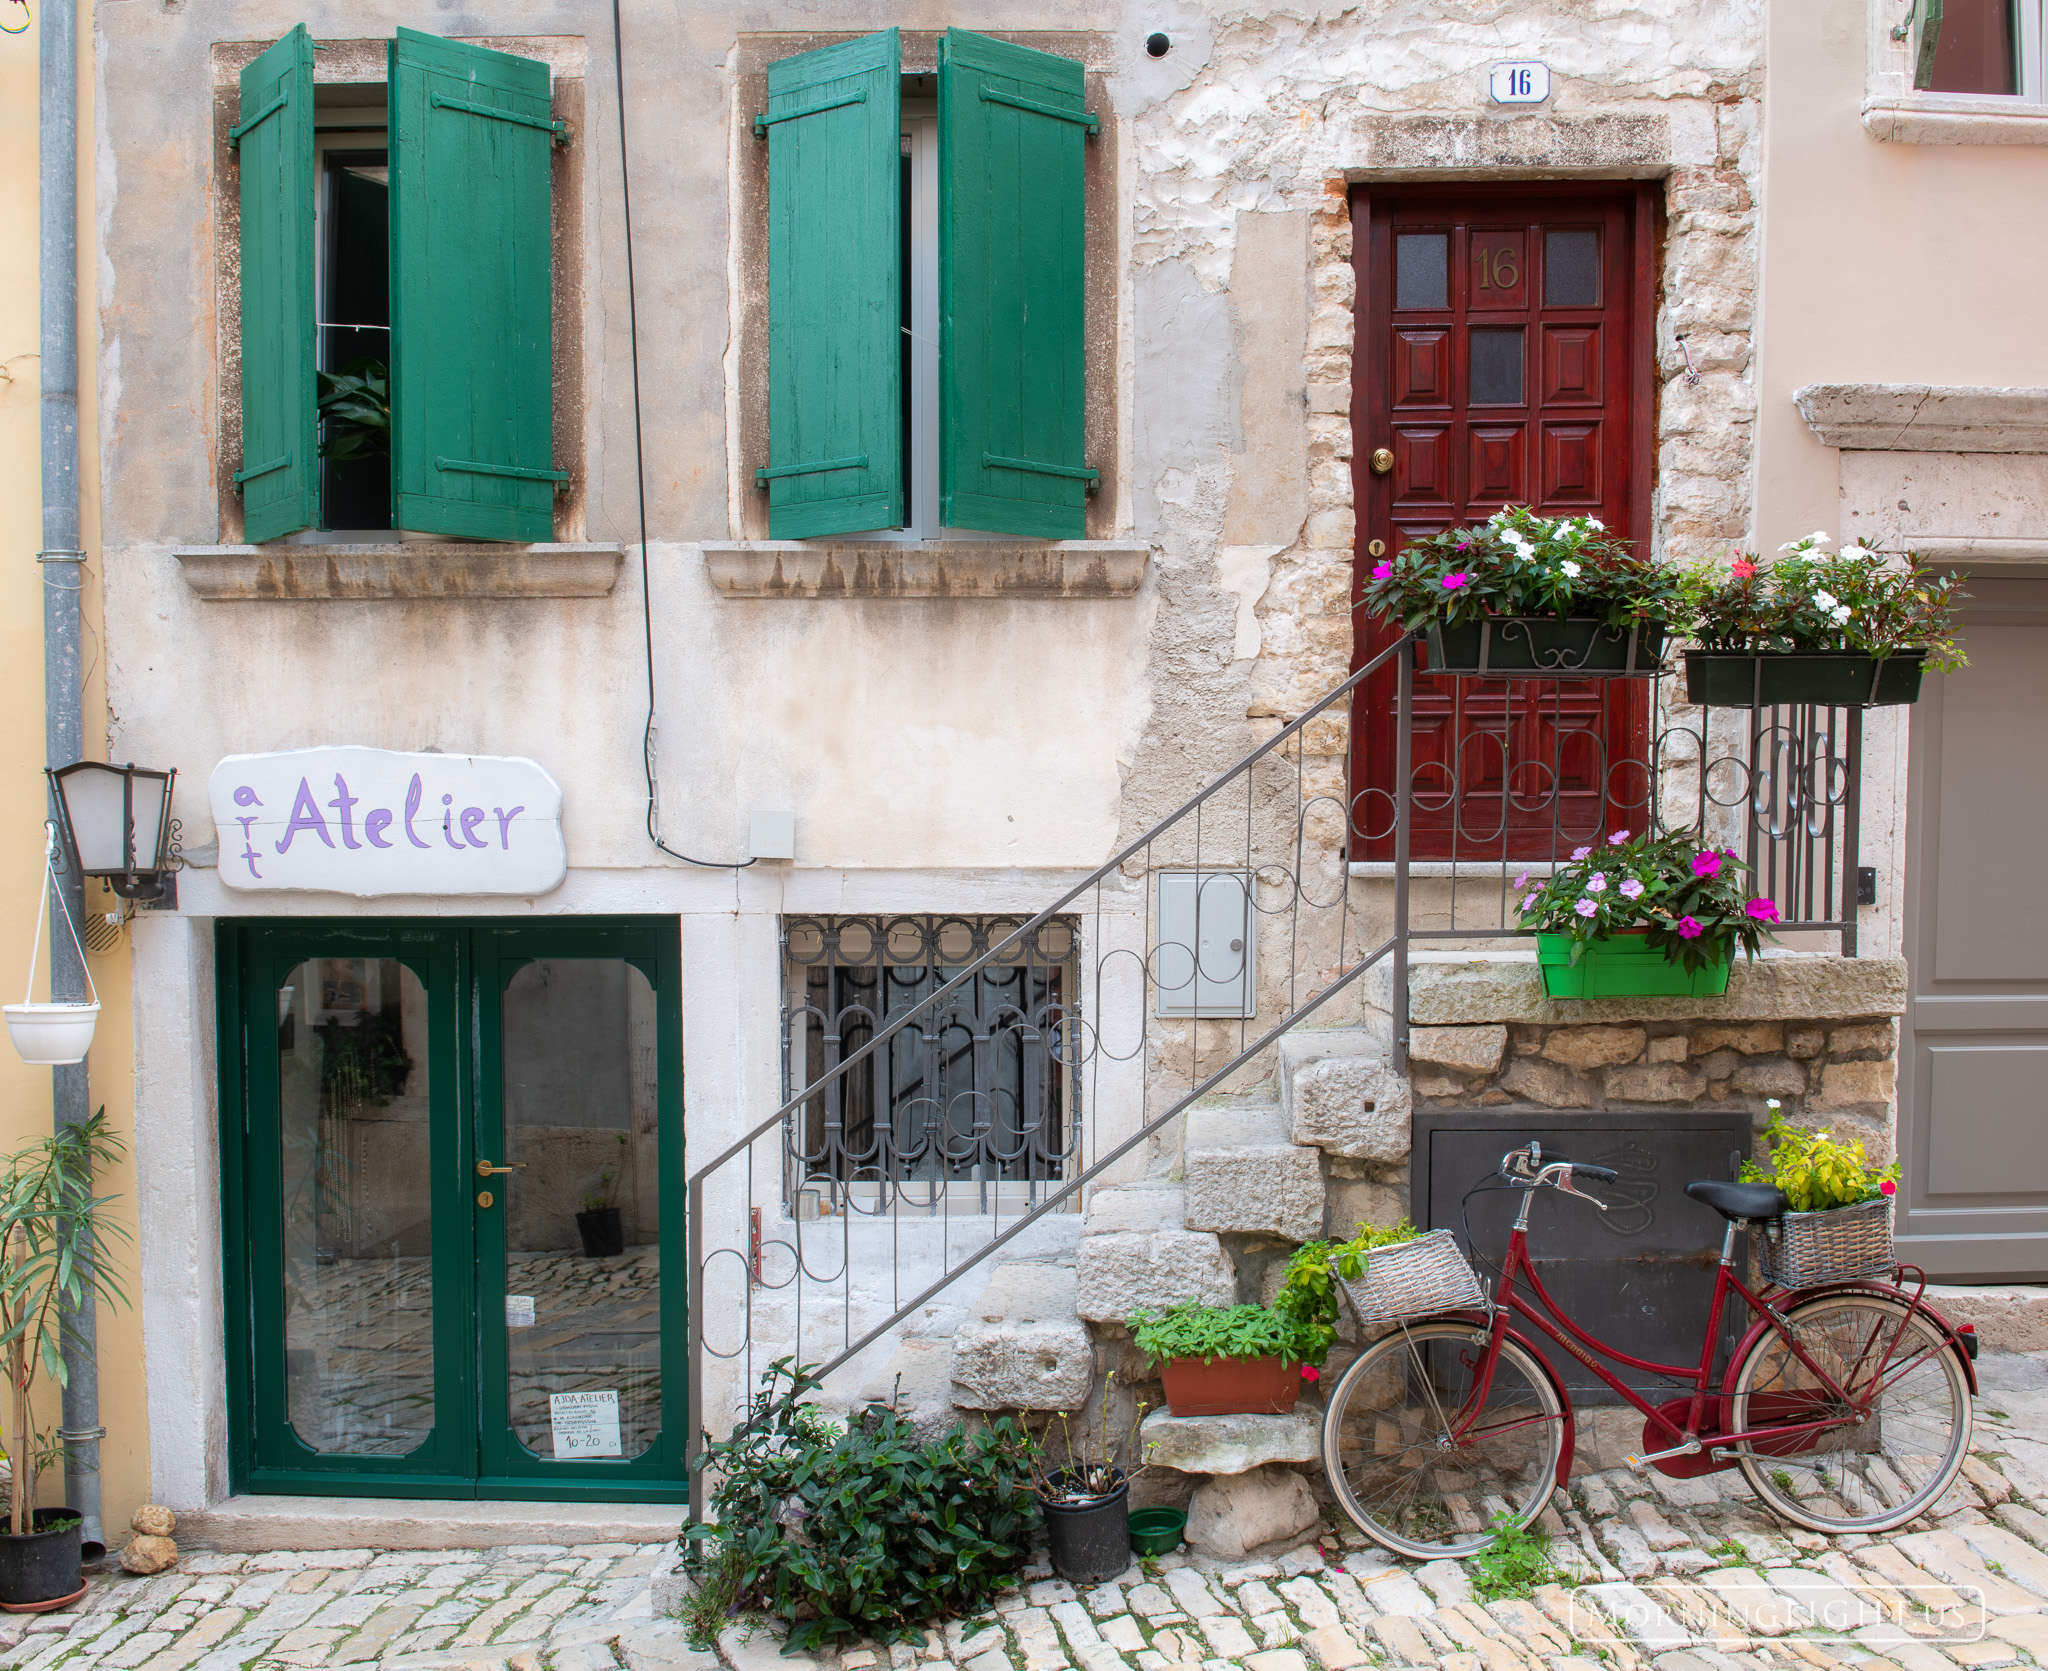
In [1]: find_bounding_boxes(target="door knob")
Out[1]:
[1370,448,1394,475]
[476,1160,527,1178]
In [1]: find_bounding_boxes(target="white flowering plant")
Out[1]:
[1513,827,1781,974]
[1677,534,1968,671]
[1359,506,1684,633]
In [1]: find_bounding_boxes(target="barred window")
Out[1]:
[781,916,1081,1211]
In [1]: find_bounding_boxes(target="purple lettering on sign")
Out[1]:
[493,806,524,850]
[328,774,362,850]
[439,793,467,851]
[402,774,433,849]
[460,807,489,848]
[233,785,265,879]
[363,808,393,849]
[274,778,336,854]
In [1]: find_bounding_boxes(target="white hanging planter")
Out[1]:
[8,829,101,1069]
[3,1002,101,1065]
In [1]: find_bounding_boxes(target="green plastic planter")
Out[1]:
[1128,1508,1187,1555]
[1681,649,1927,708]
[1536,931,1731,999]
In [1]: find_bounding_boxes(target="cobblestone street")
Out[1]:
[4,1351,2045,1671]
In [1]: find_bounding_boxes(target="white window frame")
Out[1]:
[1866,0,2048,138]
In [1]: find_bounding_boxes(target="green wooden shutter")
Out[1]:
[389,29,560,542]
[234,25,317,545]
[1913,0,1945,88]
[762,31,902,538]
[938,30,1095,539]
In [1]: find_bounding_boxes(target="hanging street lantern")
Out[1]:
[46,760,178,902]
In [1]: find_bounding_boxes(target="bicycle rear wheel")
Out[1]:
[1321,1318,1566,1559]
[1729,1289,1971,1533]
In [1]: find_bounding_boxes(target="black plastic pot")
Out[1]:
[1038,1471,1129,1585]
[576,1208,624,1258]
[1426,617,1667,677]
[0,1508,83,1607]
[1682,649,1927,708]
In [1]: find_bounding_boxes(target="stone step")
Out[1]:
[851,1336,959,1444]
[1076,1182,1237,1324]
[948,1260,1096,1413]
[1276,1028,1410,1167]
[1925,1284,2048,1352]
[1181,1106,1326,1242]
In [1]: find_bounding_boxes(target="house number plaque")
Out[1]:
[1488,61,1550,103]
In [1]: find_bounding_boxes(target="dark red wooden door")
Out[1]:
[1349,187,1654,862]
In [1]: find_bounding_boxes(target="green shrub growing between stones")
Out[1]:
[1468,1510,1566,1601]
[682,1359,1037,1654]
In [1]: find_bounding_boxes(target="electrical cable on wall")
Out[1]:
[611,0,755,869]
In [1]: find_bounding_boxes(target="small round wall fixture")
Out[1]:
[1146,32,1170,56]
[47,759,177,901]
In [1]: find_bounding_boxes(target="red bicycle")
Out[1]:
[1320,1143,1978,1559]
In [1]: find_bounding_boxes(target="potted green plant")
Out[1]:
[1359,507,1681,675]
[576,1134,628,1258]
[1513,827,1779,998]
[1676,535,1967,706]
[1742,1103,1900,1288]
[1126,1301,1320,1416]
[0,1112,129,1608]
[316,358,390,463]
[1024,1380,1147,1584]
[1271,1218,1422,1365]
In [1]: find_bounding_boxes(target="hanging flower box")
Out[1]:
[1428,617,1668,677]
[1681,649,1927,709]
[1536,931,1730,998]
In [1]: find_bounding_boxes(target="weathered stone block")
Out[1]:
[1695,1048,1740,1082]
[1184,1110,1327,1242]
[1646,1035,1689,1063]
[1729,1059,1808,1099]
[1787,1027,1825,1059]
[1827,1021,1895,1057]
[1811,1058,1896,1111]
[1076,1230,1237,1325]
[1141,1410,1321,1475]
[951,1264,1095,1412]
[1410,1025,1508,1076]
[1288,1056,1411,1163]
[1692,1022,1784,1055]
[1185,1466,1320,1561]
[1604,1063,1706,1103]
[1384,955,1907,1026]
[1325,1180,1405,1238]
[1413,1073,1468,1099]
[1083,1182,1187,1235]
[122,1534,177,1574]
[1500,1057,1592,1108]
[1542,1026,1646,1071]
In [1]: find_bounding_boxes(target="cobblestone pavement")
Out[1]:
[11,1355,2048,1671]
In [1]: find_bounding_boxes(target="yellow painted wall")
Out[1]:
[1754,2,2048,543]
[0,0,148,1539]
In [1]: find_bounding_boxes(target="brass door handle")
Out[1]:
[476,1160,527,1178]
[1370,447,1394,476]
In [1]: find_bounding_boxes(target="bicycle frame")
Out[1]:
[1445,1180,1951,1467]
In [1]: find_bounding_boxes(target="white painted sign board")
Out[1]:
[1489,62,1550,103]
[209,747,567,897]
[549,1390,623,1458]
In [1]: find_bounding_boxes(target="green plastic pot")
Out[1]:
[1681,649,1927,708]
[1128,1508,1187,1556]
[1536,931,1731,999]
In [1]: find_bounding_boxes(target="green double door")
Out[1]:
[219,918,686,1500]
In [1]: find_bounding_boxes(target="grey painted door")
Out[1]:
[1897,571,2048,1279]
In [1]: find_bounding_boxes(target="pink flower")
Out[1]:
[1878,1179,1898,1198]
[1609,829,1629,844]
[1571,846,1592,861]
[1513,870,1530,889]
[1746,897,1780,923]
[1372,562,1393,580]
[1731,559,1758,580]
[1619,878,1644,900]
[1300,1365,1320,1381]
[1585,873,1607,894]
[1441,573,1471,590]
[1521,892,1541,911]
[1677,916,1704,939]
[1691,851,1722,879]
[1574,899,1599,917]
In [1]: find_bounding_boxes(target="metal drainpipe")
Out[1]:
[40,0,105,1559]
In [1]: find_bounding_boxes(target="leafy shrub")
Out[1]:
[1678,536,1967,669]
[1740,1105,1899,1212]
[315,358,391,461]
[1513,827,1780,974]
[1359,508,1681,632]
[1271,1219,1420,1365]
[1127,1301,1321,1368]
[682,1360,1036,1653]
[1469,1511,1565,1601]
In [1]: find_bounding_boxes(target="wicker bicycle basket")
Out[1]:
[1335,1229,1487,1325]
[1758,1196,1895,1288]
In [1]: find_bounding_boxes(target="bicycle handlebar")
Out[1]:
[1499,1142,1619,1184]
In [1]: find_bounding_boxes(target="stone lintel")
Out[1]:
[1369,955,1905,1026]
[1139,1409,1321,1475]
[1793,384,2048,453]
[175,544,625,601]
[703,541,1151,599]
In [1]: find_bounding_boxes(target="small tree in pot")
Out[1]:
[0,1111,130,1606]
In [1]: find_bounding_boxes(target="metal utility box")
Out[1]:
[1154,871,1256,1018]
[1414,1109,1752,1404]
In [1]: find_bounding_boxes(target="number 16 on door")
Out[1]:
[1489,62,1549,103]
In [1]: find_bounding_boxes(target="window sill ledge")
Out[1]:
[1862,96,2048,146]
[1793,384,2048,452]
[702,540,1151,599]
[174,543,625,601]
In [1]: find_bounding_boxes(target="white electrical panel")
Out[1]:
[1154,870,1257,1018]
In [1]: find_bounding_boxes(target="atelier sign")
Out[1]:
[208,746,567,897]
[1488,61,1550,103]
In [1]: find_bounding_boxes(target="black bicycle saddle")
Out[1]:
[1685,1179,1789,1222]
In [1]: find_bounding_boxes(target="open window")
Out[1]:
[756,28,1097,541]
[233,25,564,544]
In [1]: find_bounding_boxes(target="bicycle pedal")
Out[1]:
[1624,1438,1702,1473]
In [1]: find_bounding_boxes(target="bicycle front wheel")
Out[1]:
[1729,1289,1972,1533]
[1321,1318,1566,1560]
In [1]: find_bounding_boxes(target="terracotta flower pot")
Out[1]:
[1158,1354,1301,1417]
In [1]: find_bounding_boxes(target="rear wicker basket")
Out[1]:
[1336,1229,1486,1325]
[1758,1196,1895,1288]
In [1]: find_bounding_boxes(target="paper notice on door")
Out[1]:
[505,1295,536,1329]
[550,1390,623,1458]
